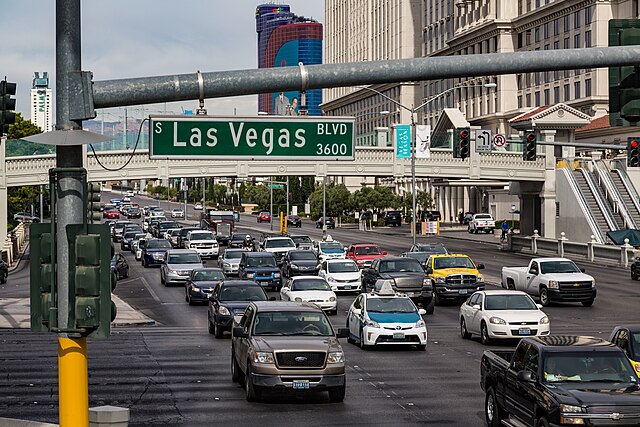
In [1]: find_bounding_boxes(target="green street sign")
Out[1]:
[269,184,284,189]
[149,115,355,160]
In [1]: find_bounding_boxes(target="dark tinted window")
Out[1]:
[246,256,277,268]
[290,251,317,261]
[379,259,423,273]
[146,240,172,249]
[253,311,333,336]
[219,286,267,302]
[291,279,330,291]
[168,253,201,264]
[192,270,225,281]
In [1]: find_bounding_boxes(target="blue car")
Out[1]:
[238,252,282,290]
[207,280,269,338]
[141,238,172,268]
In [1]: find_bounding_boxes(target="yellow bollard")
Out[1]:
[58,337,88,427]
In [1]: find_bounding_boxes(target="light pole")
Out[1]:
[354,83,497,245]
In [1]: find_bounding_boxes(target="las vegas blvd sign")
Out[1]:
[149,115,355,160]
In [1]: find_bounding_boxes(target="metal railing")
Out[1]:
[558,163,605,243]
[592,160,636,229]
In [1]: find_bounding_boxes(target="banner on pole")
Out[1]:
[415,125,431,158]
[395,124,411,159]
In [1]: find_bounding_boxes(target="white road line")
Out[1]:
[140,276,162,304]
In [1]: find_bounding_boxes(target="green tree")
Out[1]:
[289,176,302,205]
[300,176,315,203]
[309,183,353,218]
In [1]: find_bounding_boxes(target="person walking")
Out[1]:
[359,209,366,231]
[500,219,509,242]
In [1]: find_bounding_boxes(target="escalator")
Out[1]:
[609,168,640,227]
[571,168,621,235]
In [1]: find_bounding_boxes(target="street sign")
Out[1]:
[269,184,284,189]
[149,115,355,160]
[475,130,493,153]
[493,134,507,147]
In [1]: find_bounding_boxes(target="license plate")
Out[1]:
[292,380,310,390]
[518,328,531,335]
[393,332,405,339]
[458,290,468,295]
[344,285,352,290]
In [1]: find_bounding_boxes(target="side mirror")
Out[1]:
[517,370,535,383]
[335,328,350,339]
[418,308,426,316]
[382,251,388,255]
[580,267,586,273]
[536,304,543,309]
[472,304,481,310]
[202,260,207,264]
[209,295,217,302]
[425,267,433,274]
[529,269,538,276]
[232,327,248,338]
[269,296,277,301]
[477,264,485,270]
[351,308,362,316]
[281,287,289,292]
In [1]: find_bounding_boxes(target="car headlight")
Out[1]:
[291,264,300,270]
[560,404,584,414]
[327,276,337,283]
[559,404,586,424]
[192,286,201,292]
[477,275,484,282]
[434,277,445,284]
[366,319,380,328]
[540,316,550,324]
[253,351,274,364]
[547,280,559,289]
[591,281,596,288]
[218,306,231,316]
[489,316,506,325]
[274,272,281,278]
[327,351,344,364]
[294,297,302,302]
[422,278,432,286]
[415,319,425,328]
[329,296,336,302]
[246,273,255,279]
[189,244,196,249]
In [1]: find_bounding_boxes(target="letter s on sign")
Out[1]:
[154,122,162,134]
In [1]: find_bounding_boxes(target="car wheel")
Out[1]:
[460,318,471,339]
[143,258,148,268]
[231,350,241,383]
[185,289,189,302]
[581,300,594,307]
[329,309,338,316]
[328,384,346,403]
[208,317,214,334]
[424,297,435,315]
[346,322,355,344]
[214,320,224,339]
[161,271,165,284]
[123,268,129,279]
[480,322,491,345]
[416,344,426,351]
[245,364,261,402]
[359,327,369,350]
[434,292,442,306]
[485,387,503,427]
[539,287,550,307]
[536,417,550,427]
[632,269,638,280]
[0,271,6,284]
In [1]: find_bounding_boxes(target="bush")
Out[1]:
[376,218,386,227]
[495,219,520,229]
[340,215,355,224]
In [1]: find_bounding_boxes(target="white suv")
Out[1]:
[468,213,495,234]
[184,230,219,259]
[261,236,296,264]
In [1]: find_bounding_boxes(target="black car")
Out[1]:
[632,257,640,280]
[126,208,142,219]
[228,233,247,248]
[462,212,474,225]
[110,253,129,280]
[121,230,142,251]
[0,259,8,284]
[287,215,302,228]
[185,268,226,305]
[383,211,402,227]
[421,210,442,221]
[207,280,269,338]
[282,250,320,277]
[316,216,335,229]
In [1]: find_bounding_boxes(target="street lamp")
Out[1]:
[354,82,497,245]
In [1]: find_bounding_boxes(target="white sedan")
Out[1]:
[459,290,550,345]
[280,276,337,315]
[171,208,185,218]
[194,203,203,210]
[319,259,361,292]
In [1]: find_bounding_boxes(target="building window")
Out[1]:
[535,27,540,43]
[574,11,580,29]
[554,86,560,103]
[564,15,570,32]
[535,72,541,85]
[518,95,523,108]
[585,30,592,48]
[585,78,592,96]
[564,37,570,49]
[585,6,592,25]
[575,81,581,99]
[544,71,550,82]
[574,33,581,48]
[544,88,550,105]
[554,70,560,80]
[544,43,549,50]
[535,91,541,106]
[526,93,531,107]
[554,18,560,36]
[544,22,549,38]
[564,83,570,101]
[554,40,560,50]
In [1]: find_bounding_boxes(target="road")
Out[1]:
[0,194,635,426]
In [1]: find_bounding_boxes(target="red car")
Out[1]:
[346,243,387,269]
[257,212,271,223]
[103,209,120,219]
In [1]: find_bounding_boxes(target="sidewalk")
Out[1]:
[0,294,155,329]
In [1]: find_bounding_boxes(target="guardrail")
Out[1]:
[1,222,28,266]
[508,230,635,268]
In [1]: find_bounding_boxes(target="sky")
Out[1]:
[1,1,325,122]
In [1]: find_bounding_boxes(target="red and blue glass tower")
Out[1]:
[256,4,323,116]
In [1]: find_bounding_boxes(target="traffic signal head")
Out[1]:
[609,20,640,126]
[0,80,17,135]
[87,183,102,223]
[523,132,537,161]
[628,137,640,167]
[455,127,470,159]
[30,224,56,332]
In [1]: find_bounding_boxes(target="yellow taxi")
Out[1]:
[609,325,640,377]
[424,253,485,304]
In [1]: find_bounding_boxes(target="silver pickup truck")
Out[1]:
[468,213,495,234]
[231,301,349,402]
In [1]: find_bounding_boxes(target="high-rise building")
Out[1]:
[256,3,323,116]
[30,72,53,132]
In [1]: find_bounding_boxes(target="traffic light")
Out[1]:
[30,224,56,332]
[0,79,17,135]
[69,224,117,338]
[609,20,640,126]
[628,137,640,167]
[87,183,101,223]
[523,132,537,161]
[454,127,470,159]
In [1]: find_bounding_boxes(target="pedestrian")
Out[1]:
[501,219,509,241]
[359,209,366,231]
[458,211,464,225]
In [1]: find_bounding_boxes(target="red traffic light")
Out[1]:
[631,140,639,148]
[527,133,536,142]
[460,130,469,139]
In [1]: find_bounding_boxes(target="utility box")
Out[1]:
[89,406,129,427]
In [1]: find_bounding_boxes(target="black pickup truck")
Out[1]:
[481,336,640,427]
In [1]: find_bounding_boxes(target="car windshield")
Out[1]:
[542,353,638,384]
[146,240,172,249]
[168,253,201,264]
[540,260,581,274]
[433,256,475,269]
[246,256,277,268]
[484,295,537,310]
[291,279,330,291]
[327,261,359,273]
[265,239,295,249]
[366,298,416,313]
[159,222,179,230]
[231,235,244,241]
[224,250,244,260]
[290,252,317,261]
[292,236,312,244]
[190,233,214,241]
[379,259,423,273]
[355,246,381,255]
[170,230,182,237]
[404,252,429,263]
[191,270,225,281]
[475,214,492,219]
[319,242,343,252]
[219,286,267,302]
[413,244,447,254]
[123,232,138,239]
[253,311,334,336]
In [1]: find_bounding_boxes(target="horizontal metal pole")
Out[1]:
[538,141,627,150]
[92,46,640,109]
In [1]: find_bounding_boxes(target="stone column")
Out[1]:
[0,136,7,244]
[540,130,557,239]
